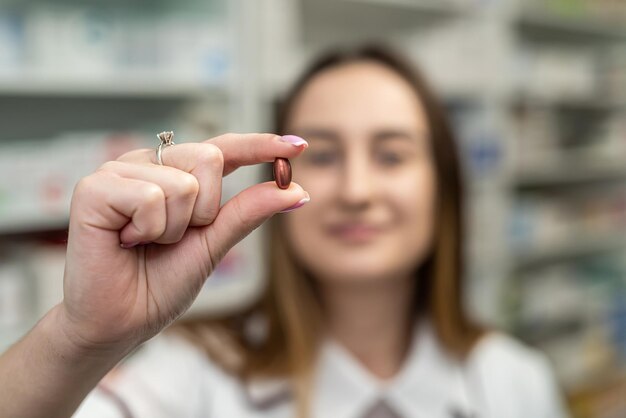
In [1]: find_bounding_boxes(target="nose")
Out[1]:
[338,150,374,209]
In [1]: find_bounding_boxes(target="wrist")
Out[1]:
[43,304,135,365]
[0,306,136,418]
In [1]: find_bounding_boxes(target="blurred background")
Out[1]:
[0,0,624,416]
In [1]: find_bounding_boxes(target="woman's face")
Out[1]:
[284,61,436,284]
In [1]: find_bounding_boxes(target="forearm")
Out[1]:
[0,304,133,418]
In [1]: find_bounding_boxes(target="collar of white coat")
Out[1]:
[244,320,476,418]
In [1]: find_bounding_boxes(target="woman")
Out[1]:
[0,45,569,418]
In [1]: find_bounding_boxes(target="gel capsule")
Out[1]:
[273,157,292,190]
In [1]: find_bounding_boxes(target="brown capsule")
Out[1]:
[273,157,292,190]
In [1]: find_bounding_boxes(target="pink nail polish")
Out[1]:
[279,135,308,147]
[279,193,310,213]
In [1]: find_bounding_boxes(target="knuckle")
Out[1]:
[262,133,280,143]
[200,143,224,168]
[178,173,200,198]
[139,186,166,236]
[74,171,110,196]
[146,219,165,240]
[141,184,165,206]
[97,160,122,173]
[73,175,95,197]
[145,218,167,239]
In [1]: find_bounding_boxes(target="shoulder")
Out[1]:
[112,329,233,390]
[466,331,570,418]
[469,331,549,374]
[467,330,555,388]
[75,331,234,418]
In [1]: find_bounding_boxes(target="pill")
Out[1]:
[273,157,292,190]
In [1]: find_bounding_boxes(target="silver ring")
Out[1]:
[156,131,175,165]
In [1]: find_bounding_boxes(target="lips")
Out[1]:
[326,223,383,243]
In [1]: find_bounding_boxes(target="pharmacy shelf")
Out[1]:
[514,160,626,189]
[300,0,470,46]
[0,76,229,100]
[511,95,626,112]
[340,0,469,14]
[514,316,586,344]
[511,234,626,271]
[0,215,69,237]
[0,0,218,9]
[515,11,626,43]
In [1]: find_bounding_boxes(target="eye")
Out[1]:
[377,151,404,166]
[304,150,338,166]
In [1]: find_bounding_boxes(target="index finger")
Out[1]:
[205,133,308,176]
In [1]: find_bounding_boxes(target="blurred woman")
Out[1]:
[0,45,569,418]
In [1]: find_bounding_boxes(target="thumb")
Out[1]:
[199,181,309,264]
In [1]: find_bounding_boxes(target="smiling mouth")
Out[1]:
[326,224,383,243]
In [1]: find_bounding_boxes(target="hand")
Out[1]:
[58,133,308,352]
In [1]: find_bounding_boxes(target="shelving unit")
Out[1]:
[514,159,626,188]
[512,234,626,271]
[516,11,626,43]
[505,3,626,415]
[300,0,470,46]
[0,77,227,98]
[0,0,624,416]
[0,0,269,350]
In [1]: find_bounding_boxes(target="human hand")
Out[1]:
[58,133,308,353]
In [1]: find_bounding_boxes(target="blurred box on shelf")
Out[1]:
[526,0,626,22]
[0,246,37,352]
[0,12,23,75]
[509,107,558,170]
[23,7,119,79]
[513,46,598,100]
[601,47,626,102]
[509,255,626,391]
[24,242,67,319]
[509,101,626,174]
[0,5,231,88]
[0,131,151,233]
[407,20,502,97]
[508,192,626,257]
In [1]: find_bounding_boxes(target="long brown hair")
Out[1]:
[173,44,483,417]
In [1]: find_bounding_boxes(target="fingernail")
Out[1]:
[279,135,308,147]
[279,192,310,213]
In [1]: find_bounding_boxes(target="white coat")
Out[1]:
[73,321,570,418]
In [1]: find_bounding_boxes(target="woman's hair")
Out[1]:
[172,43,483,417]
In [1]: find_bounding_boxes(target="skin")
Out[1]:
[284,61,437,378]
[0,133,309,418]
